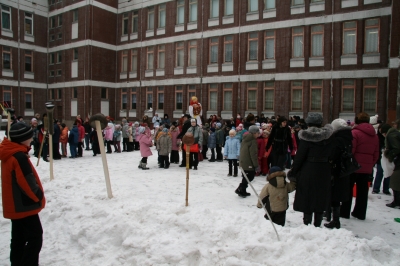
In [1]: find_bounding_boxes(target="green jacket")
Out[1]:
[239,133,259,171]
[216,128,225,146]
[384,127,400,191]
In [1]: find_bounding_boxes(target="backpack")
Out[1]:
[338,145,361,177]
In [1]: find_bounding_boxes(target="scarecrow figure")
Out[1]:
[189,96,202,126]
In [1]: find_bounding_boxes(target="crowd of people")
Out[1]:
[1,110,400,264]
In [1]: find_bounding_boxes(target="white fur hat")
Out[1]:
[331,118,349,132]
[370,114,379,129]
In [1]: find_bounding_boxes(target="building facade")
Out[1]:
[1,0,399,125]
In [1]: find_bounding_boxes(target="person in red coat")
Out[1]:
[76,119,86,157]
[0,123,46,265]
[341,112,379,220]
[257,130,272,176]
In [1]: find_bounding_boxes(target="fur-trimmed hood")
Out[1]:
[267,171,287,188]
[298,124,333,142]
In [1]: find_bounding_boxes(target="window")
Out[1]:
[49,70,54,77]
[311,0,324,2]
[101,88,108,99]
[25,88,32,109]
[72,87,78,99]
[25,13,33,35]
[57,69,62,76]
[50,35,55,41]
[72,9,78,22]
[158,87,164,109]
[364,79,377,113]
[57,52,62,63]
[122,51,128,72]
[176,86,183,110]
[73,48,78,60]
[146,87,153,109]
[3,86,12,108]
[148,7,154,30]
[311,25,324,57]
[158,45,165,69]
[188,85,196,103]
[292,0,304,5]
[188,41,197,66]
[310,80,322,111]
[247,82,257,110]
[225,0,234,16]
[122,88,127,110]
[50,17,55,28]
[2,46,11,69]
[222,35,233,63]
[159,4,166,28]
[342,79,355,112]
[132,11,138,33]
[1,5,11,30]
[189,0,198,22]
[177,0,185,25]
[57,33,62,39]
[343,21,357,55]
[292,27,304,58]
[210,37,218,64]
[209,84,218,110]
[49,53,55,64]
[131,88,137,109]
[264,0,276,10]
[248,0,258,12]
[291,81,303,111]
[147,47,154,70]
[25,50,33,72]
[223,83,232,111]
[58,15,62,27]
[176,42,184,67]
[131,49,138,72]
[122,13,129,35]
[248,32,258,61]
[265,30,275,59]
[365,18,379,53]
[211,0,219,18]
[264,81,274,110]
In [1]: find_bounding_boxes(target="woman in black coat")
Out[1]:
[266,116,293,170]
[324,119,352,229]
[289,113,335,227]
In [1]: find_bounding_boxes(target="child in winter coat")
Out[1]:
[235,124,247,142]
[170,125,180,164]
[103,123,114,154]
[113,124,122,153]
[157,128,172,169]
[138,126,153,170]
[257,130,272,176]
[215,123,225,161]
[127,122,134,152]
[68,124,79,158]
[59,123,69,157]
[89,129,100,156]
[223,130,241,177]
[257,166,296,226]
[208,128,217,162]
[134,122,140,150]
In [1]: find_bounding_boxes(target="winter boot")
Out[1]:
[324,208,332,222]
[235,185,250,198]
[324,207,341,229]
[141,163,149,170]
[386,190,400,208]
[138,161,142,169]
[303,213,312,225]
[314,213,323,227]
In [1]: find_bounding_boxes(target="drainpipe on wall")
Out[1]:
[17,0,21,115]
[115,4,119,120]
[329,0,334,123]
[200,0,204,113]
[237,0,242,116]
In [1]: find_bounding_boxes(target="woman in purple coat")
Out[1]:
[137,126,153,170]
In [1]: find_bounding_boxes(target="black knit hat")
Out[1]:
[9,122,33,143]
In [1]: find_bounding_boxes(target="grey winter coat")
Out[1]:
[216,128,225,146]
[291,125,335,213]
[187,125,203,147]
[208,132,216,149]
[384,128,400,191]
[157,134,172,156]
[239,133,259,171]
[202,129,209,146]
[122,124,129,138]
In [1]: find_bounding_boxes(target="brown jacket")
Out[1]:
[257,171,296,212]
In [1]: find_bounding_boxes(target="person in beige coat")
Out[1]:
[157,128,172,169]
[257,166,296,226]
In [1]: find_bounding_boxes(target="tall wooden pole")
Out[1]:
[46,104,55,181]
[95,120,113,199]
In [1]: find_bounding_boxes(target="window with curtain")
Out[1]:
[25,50,32,72]
[3,86,12,108]
[342,79,355,111]
[176,89,183,110]
[122,13,128,35]
[158,87,164,109]
[343,21,356,55]
[248,0,258,12]
[209,84,218,110]
[365,19,379,53]
[176,42,184,67]
[210,37,218,64]
[131,92,137,109]
[1,5,11,30]
[247,82,257,110]
[147,88,153,109]
[147,47,154,70]
[159,4,166,28]
[311,25,323,57]
[148,7,154,30]
[248,32,258,61]
[225,0,234,16]
[223,83,233,111]
[310,80,322,111]
[264,81,274,110]
[3,46,11,69]
[211,0,219,18]
[292,0,304,5]
[25,88,32,109]
[132,11,138,33]
[189,41,197,66]
[224,35,233,62]
[292,27,304,58]
[291,81,303,111]
[363,79,377,113]
[189,0,198,22]
[264,0,276,10]
[122,51,128,72]
[131,49,138,71]
[158,45,165,69]
[122,91,127,109]
[177,0,185,24]
[265,30,275,59]
[25,13,33,35]
[72,9,78,22]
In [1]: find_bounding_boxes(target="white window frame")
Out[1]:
[189,0,198,22]
[1,5,11,31]
[158,4,166,28]
[265,30,275,59]
[211,0,219,19]
[177,0,185,25]
[24,12,33,35]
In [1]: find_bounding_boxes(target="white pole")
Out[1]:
[95,120,113,199]
[49,135,54,180]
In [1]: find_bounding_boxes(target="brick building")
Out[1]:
[1,0,399,125]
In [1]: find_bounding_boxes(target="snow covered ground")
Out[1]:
[1,131,400,265]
